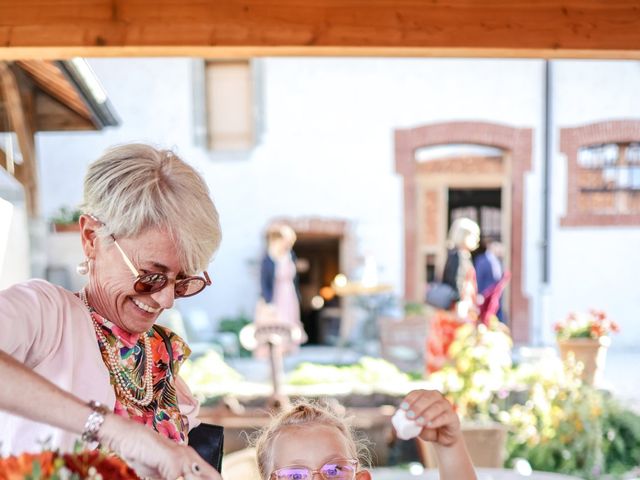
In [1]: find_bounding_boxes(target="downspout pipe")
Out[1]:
[542,61,552,285]
[537,60,553,346]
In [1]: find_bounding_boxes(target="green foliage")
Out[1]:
[288,357,410,386]
[180,350,244,400]
[217,313,252,357]
[403,302,426,316]
[218,313,252,335]
[601,399,640,476]
[50,205,82,225]
[502,372,640,479]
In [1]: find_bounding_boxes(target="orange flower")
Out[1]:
[0,452,56,480]
[0,450,139,480]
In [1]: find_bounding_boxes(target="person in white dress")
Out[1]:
[257,224,307,355]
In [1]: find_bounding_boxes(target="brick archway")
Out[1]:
[395,121,533,343]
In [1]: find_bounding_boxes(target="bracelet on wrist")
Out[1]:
[81,400,110,444]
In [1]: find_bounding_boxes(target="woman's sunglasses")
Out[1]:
[270,459,357,480]
[112,235,211,298]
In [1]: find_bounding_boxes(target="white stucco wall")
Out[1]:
[0,172,30,289]
[35,57,639,347]
[539,60,640,347]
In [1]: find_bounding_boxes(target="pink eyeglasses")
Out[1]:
[269,459,358,480]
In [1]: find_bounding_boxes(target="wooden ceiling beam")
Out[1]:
[1,1,640,59]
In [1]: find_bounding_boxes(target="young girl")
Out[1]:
[254,389,477,480]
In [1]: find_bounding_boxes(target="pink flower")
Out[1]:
[156,420,183,443]
[555,309,620,339]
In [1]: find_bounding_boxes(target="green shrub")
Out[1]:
[50,205,82,225]
[217,313,252,357]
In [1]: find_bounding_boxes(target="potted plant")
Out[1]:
[50,206,82,232]
[502,356,640,479]
[554,309,619,386]
[423,317,512,468]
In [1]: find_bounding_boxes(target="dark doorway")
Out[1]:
[293,235,341,345]
[448,188,502,240]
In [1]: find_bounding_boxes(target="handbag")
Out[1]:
[425,282,459,310]
[153,326,224,472]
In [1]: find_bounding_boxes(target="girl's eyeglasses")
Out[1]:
[270,459,357,480]
[112,236,211,298]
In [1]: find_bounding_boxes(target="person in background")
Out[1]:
[253,390,477,480]
[0,144,222,479]
[427,217,480,373]
[257,223,307,354]
[474,236,505,323]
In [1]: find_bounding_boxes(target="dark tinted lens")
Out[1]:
[273,468,309,480]
[175,277,206,298]
[134,272,168,294]
[320,462,356,479]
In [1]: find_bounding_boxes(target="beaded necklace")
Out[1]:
[79,288,154,407]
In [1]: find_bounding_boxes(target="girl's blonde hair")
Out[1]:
[81,143,221,274]
[253,400,369,479]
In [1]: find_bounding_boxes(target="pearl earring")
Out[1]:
[76,259,89,275]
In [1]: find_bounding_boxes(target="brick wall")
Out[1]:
[560,119,640,226]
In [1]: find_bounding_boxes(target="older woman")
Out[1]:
[0,144,222,479]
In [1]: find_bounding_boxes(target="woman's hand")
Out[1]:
[99,413,222,480]
[399,389,462,446]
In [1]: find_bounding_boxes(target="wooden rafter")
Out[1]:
[15,60,93,122]
[1,1,640,59]
[0,62,38,217]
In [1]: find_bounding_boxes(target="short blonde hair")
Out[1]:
[253,400,369,479]
[81,144,221,274]
[448,217,480,250]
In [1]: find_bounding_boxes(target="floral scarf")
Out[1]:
[89,310,191,444]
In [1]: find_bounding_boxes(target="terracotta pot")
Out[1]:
[52,223,80,233]
[558,336,610,386]
[418,421,507,468]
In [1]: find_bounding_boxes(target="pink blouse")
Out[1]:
[0,279,199,455]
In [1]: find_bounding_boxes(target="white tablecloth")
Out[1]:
[369,467,583,480]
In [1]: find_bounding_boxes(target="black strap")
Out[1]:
[152,325,224,472]
[152,325,176,376]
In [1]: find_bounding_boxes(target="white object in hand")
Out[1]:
[392,409,423,440]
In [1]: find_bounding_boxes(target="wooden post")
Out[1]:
[0,62,38,217]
